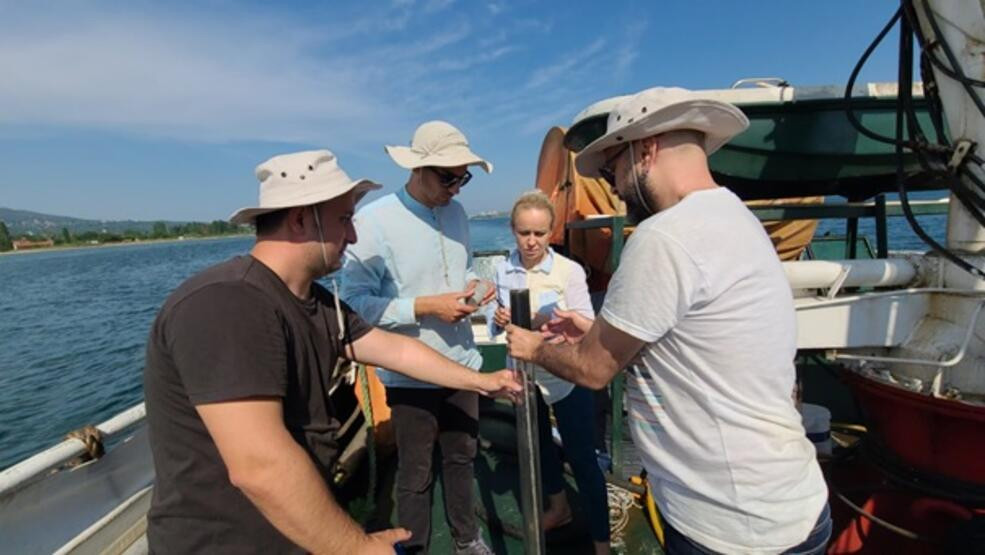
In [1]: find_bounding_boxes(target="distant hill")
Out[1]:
[0,207,194,236]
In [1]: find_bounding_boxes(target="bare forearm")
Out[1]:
[235,441,369,553]
[355,330,484,392]
[532,341,606,389]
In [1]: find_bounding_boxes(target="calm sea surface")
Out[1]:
[0,213,946,470]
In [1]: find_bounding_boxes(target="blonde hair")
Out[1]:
[510,190,555,228]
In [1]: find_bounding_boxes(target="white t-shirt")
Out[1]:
[600,188,827,554]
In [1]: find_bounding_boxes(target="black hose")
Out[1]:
[918,0,985,118]
[845,7,908,146]
[845,2,985,254]
[923,41,985,88]
[894,2,985,279]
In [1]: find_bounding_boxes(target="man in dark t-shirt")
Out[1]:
[144,150,519,554]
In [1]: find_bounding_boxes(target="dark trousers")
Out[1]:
[387,387,479,553]
[662,503,832,555]
[537,386,610,543]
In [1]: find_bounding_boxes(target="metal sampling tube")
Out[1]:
[509,288,544,554]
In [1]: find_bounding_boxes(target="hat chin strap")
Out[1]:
[311,206,332,272]
[629,141,655,218]
[311,206,348,344]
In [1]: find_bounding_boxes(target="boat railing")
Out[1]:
[569,197,951,260]
[0,402,146,497]
[731,77,789,89]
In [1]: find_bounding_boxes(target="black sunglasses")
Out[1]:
[430,167,473,189]
[598,144,629,187]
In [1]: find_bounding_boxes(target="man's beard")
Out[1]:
[623,195,651,225]
[622,167,654,225]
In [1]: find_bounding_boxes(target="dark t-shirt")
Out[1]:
[144,255,372,553]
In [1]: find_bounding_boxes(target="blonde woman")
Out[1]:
[488,191,610,554]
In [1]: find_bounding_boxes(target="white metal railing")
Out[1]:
[0,402,146,497]
[834,299,985,397]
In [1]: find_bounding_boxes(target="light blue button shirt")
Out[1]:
[340,187,481,388]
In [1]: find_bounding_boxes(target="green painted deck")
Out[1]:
[364,412,662,554]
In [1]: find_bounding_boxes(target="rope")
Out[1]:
[356,364,377,520]
[433,208,451,286]
[831,488,941,545]
[643,480,665,547]
[607,482,640,550]
[65,425,104,464]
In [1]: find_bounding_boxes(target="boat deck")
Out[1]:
[110,401,658,555]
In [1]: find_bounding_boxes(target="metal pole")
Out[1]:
[607,215,626,476]
[874,194,889,258]
[846,217,859,260]
[509,288,544,554]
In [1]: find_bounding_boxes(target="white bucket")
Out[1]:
[800,403,832,457]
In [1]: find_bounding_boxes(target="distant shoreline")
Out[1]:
[470,213,509,221]
[0,234,252,257]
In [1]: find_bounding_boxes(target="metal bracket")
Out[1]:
[825,266,852,300]
[948,139,974,172]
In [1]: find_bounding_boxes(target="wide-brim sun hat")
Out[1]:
[575,87,750,178]
[229,149,381,225]
[563,94,630,153]
[385,120,493,173]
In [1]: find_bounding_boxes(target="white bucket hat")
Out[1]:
[385,120,493,173]
[575,87,749,178]
[229,150,381,225]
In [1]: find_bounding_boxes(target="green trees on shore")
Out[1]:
[0,221,12,252]
[0,219,248,251]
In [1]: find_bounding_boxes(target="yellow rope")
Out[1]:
[644,480,665,547]
[630,474,665,547]
[357,364,377,515]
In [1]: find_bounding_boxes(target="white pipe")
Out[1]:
[0,403,146,497]
[783,259,918,290]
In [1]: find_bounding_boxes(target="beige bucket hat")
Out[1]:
[229,150,381,225]
[575,87,749,178]
[385,120,493,173]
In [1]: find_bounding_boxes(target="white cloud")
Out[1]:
[514,18,554,34]
[487,1,506,15]
[613,20,647,77]
[0,2,638,156]
[523,38,607,91]
[517,101,583,135]
[0,3,505,147]
[424,0,457,13]
[434,46,517,71]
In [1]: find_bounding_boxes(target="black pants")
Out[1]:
[387,387,479,553]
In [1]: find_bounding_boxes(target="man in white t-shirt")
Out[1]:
[505,87,830,554]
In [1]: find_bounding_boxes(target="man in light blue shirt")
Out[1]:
[340,121,495,555]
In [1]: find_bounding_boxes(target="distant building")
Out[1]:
[12,239,55,250]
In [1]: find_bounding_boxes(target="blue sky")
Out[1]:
[0,0,906,221]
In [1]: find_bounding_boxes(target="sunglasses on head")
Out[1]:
[430,167,473,189]
[597,144,629,187]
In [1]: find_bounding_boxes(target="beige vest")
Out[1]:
[525,255,577,404]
